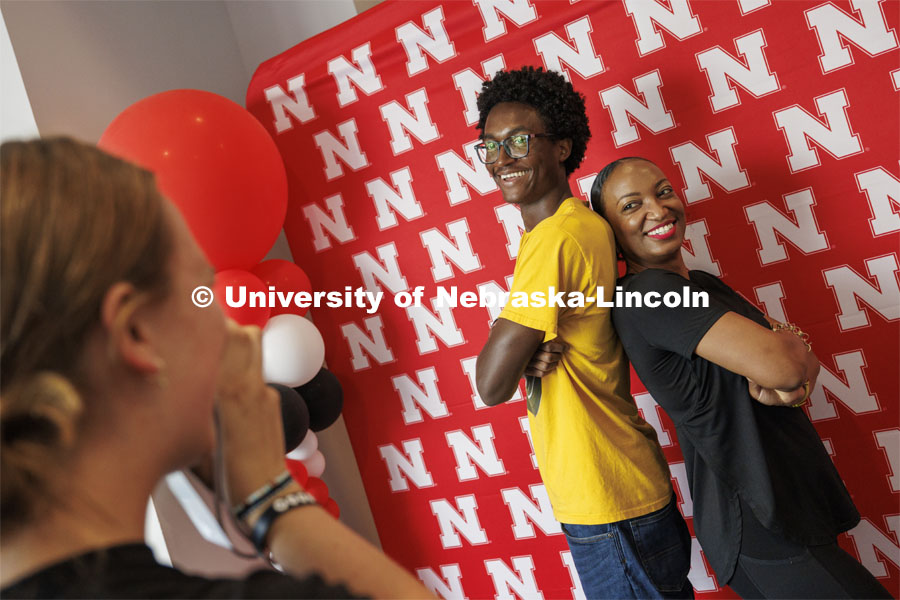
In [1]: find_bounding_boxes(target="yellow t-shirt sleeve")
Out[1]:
[499,228,585,344]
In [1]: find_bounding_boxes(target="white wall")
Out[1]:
[225,0,358,80]
[2,1,247,142]
[1,0,362,142]
[1,0,381,561]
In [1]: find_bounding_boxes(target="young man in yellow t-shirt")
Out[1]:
[474,67,693,599]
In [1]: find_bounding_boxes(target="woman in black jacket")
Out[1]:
[523,156,893,599]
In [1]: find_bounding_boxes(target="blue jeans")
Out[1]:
[562,495,693,599]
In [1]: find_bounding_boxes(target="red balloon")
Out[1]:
[98,90,287,271]
[251,259,312,317]
[305,476,330,505]
[323,498,340,520]
[284,458,309,487]
[213,269,270,327]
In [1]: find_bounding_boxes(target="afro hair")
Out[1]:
[476,66,590,176]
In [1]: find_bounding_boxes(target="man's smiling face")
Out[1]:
[482,102,567,207]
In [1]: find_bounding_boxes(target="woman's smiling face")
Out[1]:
[600,159,686,271]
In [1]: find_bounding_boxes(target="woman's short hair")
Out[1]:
[0,138,173,533]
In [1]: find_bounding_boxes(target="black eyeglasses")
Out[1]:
[475,133,556,164]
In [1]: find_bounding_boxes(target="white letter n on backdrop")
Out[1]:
[415,565,466,600]
[406,302,465,355]
[327,42,384,108]
[670,127,750,204]
[773,90,862,173]
[420,219,483,282]
[302,194,356,252]
[430,496,489,548]
[501,484,562,538]
[352,242,409,295]
[744,189,829,265]
[452,54,507,126]
[484,557,544,600]
[435,143,498,205]
[340,315,395,371]
[378,439,435,492]
[696,29,780,112]
[379,89,440,155]
[365,167,425,231]
[844,517,900,578]
[806,0,898,74]
[264,74,316,133]
[393,367,449,425]
[313,119,370,181]
[681,220,721,276]
[823,255,900,331]
[396,6,457,76]
[807,351,879,421]
[474,0,537,42]
[623,0,702,56]
[446,425,506,481]
[856,167,900,236]
[533,16,605,82]
[599,70,676,147]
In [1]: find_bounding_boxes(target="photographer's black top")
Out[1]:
[1,543,362,599]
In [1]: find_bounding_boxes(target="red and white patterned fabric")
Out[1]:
[246,1,899,596]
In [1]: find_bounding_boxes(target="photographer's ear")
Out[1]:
[101,282,164,375]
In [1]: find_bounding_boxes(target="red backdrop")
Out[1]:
[247,1,900,596]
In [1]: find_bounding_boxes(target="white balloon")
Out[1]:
[286,431,318,461]
[262,314,325,387]
[303,450,326,478]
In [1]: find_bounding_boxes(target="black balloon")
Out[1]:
[268,383,310,452]
[295,367,343,432]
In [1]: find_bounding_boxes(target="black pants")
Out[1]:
[727,503,892,599]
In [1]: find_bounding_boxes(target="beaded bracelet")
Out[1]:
[772,321,812,353]
[233,470,294,521]
[250,490,318,554]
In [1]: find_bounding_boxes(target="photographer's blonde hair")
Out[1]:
[1,138,173,534]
